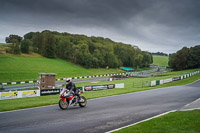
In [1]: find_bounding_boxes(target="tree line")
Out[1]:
[5,30,153,68]
[151,52,168,56]
[168,45,200,70]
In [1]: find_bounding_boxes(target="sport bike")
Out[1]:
[59,88,87,110]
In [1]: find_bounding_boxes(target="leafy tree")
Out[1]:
[21,39,31,53]
[92,49,105,68]
[42,31,56,58]
[5,34,22,43]
[32,32,43,53]
[10,39,21,54]
[169,47,191,70]
[56,38,72,60]
[142,51,152,67]
[174,47,190,70]
[19,30,154,68]
[134,54,143,68]
[105,52,120,68]
[24,32,35,40]
[152,52,168,56]
[5,34,21,54]
[168,53,176,69]
[188,45,200,68]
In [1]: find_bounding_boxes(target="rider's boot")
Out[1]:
[78,95,84,102]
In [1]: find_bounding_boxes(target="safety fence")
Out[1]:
[132,80,151,88]
[0,83,124,100]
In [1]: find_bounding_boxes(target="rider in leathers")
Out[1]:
[66,78,80,102]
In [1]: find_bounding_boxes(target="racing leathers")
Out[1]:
[66,81,80,101]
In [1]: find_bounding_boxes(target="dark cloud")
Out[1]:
[0,0,200,53]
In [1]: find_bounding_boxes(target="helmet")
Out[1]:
[66,78,72,83]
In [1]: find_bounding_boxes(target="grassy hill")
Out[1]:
[153,55,169,66]
[0,53,169,83]
[0,53,123,82]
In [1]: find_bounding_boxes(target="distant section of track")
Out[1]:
[4,77,108,91]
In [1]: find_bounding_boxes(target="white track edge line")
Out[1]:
[182,97,200,107]
[105,110,177,133]
[180,108,200,111]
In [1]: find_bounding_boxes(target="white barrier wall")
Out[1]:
[151,81,156,86]
[184,75,187,78]
[160,80,164,85]
[163,78,173,83]
[150,70,200,87]
[115,83,124,88]
[0,90,40,100]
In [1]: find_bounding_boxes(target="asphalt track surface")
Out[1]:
[0,80,200,133]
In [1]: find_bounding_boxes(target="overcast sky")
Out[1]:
[1,0,200,53]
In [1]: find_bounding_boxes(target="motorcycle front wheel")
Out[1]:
[79,96,87,107]
[59,99,69,110]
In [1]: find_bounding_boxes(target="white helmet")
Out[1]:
[66,78,72,83]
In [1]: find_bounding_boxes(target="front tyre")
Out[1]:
[79,96,87,107]
[59,99,69,110]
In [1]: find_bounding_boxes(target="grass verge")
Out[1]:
[114,110,200,133]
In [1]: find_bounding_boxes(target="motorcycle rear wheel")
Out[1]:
[79,96,87,107]
[59,99,69,110]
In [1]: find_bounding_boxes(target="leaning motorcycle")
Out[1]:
[59,88,87,110]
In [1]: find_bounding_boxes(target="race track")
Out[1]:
[0,80,200,133]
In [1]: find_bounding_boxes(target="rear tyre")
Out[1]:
[59,99,69,110]
[79,96,87,107]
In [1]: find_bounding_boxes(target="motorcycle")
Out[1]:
[59,88,87,110]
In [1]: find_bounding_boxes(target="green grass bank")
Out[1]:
[0,53,123,82]
[153,55,169,66]
[114,110,200,133]
[0,54,168,83]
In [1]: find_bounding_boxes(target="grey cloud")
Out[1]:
[0,0,200,53]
